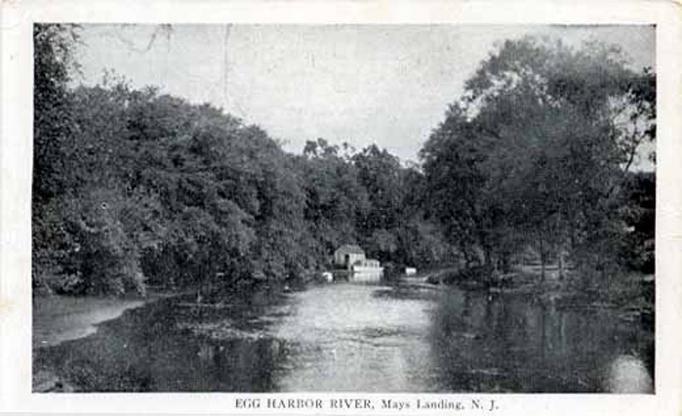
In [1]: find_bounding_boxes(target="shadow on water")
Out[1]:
[428,288,654,392]
[35,291,292,392]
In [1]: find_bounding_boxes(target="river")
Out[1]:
[34,277,654,393]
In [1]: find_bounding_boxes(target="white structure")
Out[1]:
[351,258,383,273]
[349,270,383,283]
[334,244,366,269]
[405,267,417,276]
[333,245,383,282]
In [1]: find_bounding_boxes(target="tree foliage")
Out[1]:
[33,28,654,296]
[421,37,655,280]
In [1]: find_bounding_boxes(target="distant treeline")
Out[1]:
[33,24,655,296]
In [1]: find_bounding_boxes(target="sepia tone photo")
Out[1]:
[31,24,655,394]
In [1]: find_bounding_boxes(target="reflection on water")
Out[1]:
[274,283,433,391]
[35,279,653,392]
[605,355,653,393]
[428,289,653,392]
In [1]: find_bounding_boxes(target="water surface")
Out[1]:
[34,278,653,392]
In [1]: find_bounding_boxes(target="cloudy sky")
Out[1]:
[74,24,655,164]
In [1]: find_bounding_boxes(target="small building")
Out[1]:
[356,259,381,268]
[334,244,366,269]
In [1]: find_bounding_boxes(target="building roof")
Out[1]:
[335,244,365,254]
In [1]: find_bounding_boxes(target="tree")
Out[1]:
[33,24,80,201]
[299,138,369,261]
[33,24,81,293]
[422,37,655,280]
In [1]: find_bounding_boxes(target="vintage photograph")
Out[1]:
[32,24,655,393]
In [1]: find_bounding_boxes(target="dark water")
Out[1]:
[35,278,654,392]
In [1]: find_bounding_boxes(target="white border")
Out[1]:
[1,0,681,414]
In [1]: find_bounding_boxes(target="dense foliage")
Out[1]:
[32,25,454,296]
[33,26,654,296]
[421,38,656,281]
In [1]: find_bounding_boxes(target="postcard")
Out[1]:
[1,0,680,415]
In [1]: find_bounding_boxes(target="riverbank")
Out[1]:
[33,286,202,349]
[33,295,149,392]
[32,281,287,392]
[32,290,186,392]
[32,279,298,352]
[421,266,654,322]
[33,295,148,350]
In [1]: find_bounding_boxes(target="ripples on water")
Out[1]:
[34,278,653,392]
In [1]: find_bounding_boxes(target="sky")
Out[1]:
[73,24,655,165]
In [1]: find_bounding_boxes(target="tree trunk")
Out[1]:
[502,252,511,273]
[558,247,565,281]
[539,238,546,282]
[460,241,473,268]
[483,245,494,269]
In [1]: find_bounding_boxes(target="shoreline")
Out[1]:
[32,292,171,350]
[32,295,150,393]
[31,282,277,351]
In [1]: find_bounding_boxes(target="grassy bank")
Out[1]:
[31,286,200,349]
[32,294,150,392]
[32,290,189,392]
[33,295,151,350]
[423,265,654,313]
